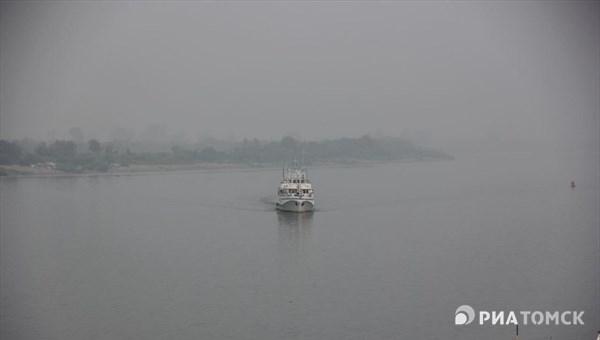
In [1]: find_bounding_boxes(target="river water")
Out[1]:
[1,151,598,340]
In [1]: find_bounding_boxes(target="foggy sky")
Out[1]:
[1,1,598,147]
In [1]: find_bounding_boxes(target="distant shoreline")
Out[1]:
[0,162,251,177]
[0,158,452,178]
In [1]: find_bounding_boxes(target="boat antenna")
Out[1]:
[301,141,305,168]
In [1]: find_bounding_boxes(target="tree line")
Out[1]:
[0,135,451,173]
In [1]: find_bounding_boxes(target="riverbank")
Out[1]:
[0,163,254,177]
[0,157,452,177]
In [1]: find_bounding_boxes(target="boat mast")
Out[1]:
[283,162,286,180]
[301,141,305,169]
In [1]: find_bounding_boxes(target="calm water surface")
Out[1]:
[1,152,598,340]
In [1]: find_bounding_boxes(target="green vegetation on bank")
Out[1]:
[0,136,452,174]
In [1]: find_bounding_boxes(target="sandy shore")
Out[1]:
[1,158,450,177]
[111,163,256,173]
[0,163,257,177]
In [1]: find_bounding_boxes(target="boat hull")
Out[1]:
[276,199,314,212]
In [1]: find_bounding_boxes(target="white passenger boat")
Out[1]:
[276,161,314,212]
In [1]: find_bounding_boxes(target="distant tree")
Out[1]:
[169,145,195,163]
[1,135,451,170]
[104,144,115,154]
[15,138,38,154]
[50,140,77,159]
[198,147,218,162]
[18,153,41,166]
[0,140,23,164]
[88,139,101,154]
[35,142,49,157]
[170,145,183,154]
[281,136,297,150]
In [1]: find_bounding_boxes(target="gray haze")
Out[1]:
[1,1,598,148]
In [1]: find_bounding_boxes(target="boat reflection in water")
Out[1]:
[276,210,314,254]
[274,210,315,338]
[277,210,314,228]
